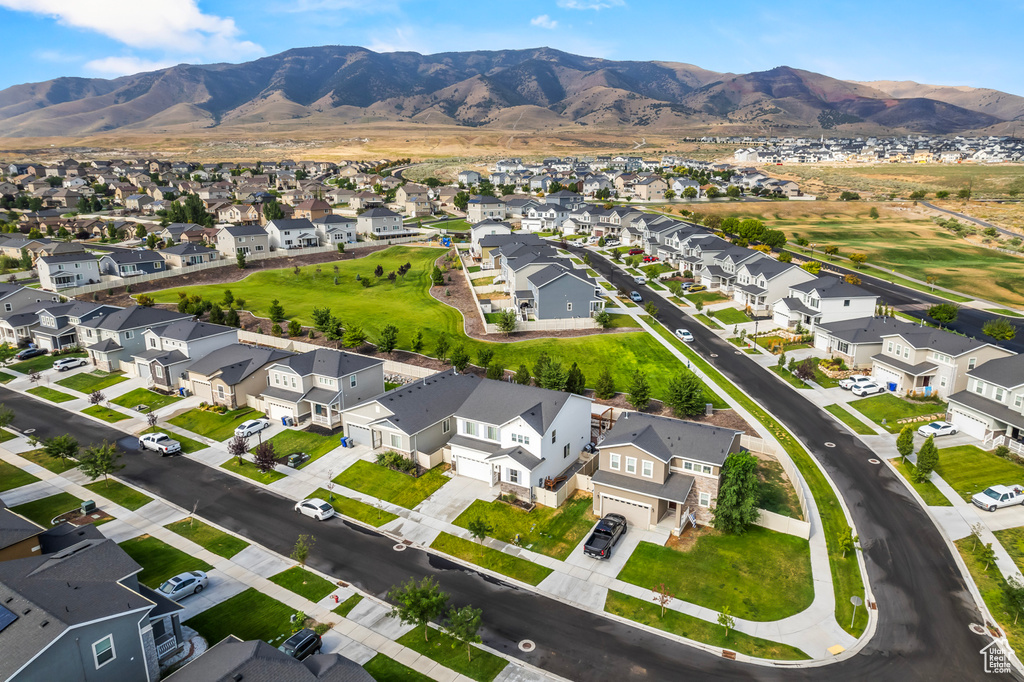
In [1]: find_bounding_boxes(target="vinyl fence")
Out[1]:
[740,434,811,539]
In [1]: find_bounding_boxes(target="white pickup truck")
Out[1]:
[972,485,1024,512]
[139,432,182,456]
[839,375,875,390]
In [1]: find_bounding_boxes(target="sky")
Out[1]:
[0,0,1021,96]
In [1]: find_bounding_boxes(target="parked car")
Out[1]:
[234,418,271,438]
[13,347,45,361]
[675,329,694,342]
[605,239,620,247]
[628,248,644,255]
[53,357,88,372]
[643,255,659,262]
[680,282,694,291]
[633,276,647,285]
[972,485,1024,512]
[918,421,958,438]
[294,498,336,521]
[279,628,322,661]
[584,514,627,559]
[629,291,643,303]
[839,375,876,391]
[851,381,886,397]
[688,284,707,293]
[157,571,208,599]
[139,432,182,455]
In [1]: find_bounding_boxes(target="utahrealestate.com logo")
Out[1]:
[981,641,1011,674]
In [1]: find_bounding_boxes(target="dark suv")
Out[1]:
[278,628,322,660]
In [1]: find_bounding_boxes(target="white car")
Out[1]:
[294,498,336,521]
[158,571,208,599]
[839,375,875,390]
[917,421,958,438]
[53,357,88,372]
[850,381,886,397]
[234,418,271,438]
[633,276,647,285]
[675,329,694,342]
[139,432,182,455]
[972,485,1024,512]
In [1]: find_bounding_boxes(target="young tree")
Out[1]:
[914,435,939,481]
[794,359,816,383]
[1006,576,1024,624]
[467,518,492,544]
[88,390,106,407]
[271,323,283,338]
[983,318,1018,341]
[224,308,241,328]
[565,362,586,395]
[236,251,246,270]
[434,332,450,361]
[710,450,759,534]
[476,348,495,367]
[927,303,959,328]
[412,330,424,353]
[209,304,225,325]
[449,345,470,372]
[374,264,384,279]
[343,325,367,348]
[268,299,285,323]
[496,309,518,336]
[848,253,868,268]
[512,364,531,385]
[896,425,915,462]
[970,522,985,551]
[377,324,399,354]
[653,583,674,618]
[291,534,315,565]
[288,320,302,337]
[77,441,124,485]
[486,363,505,380]
[387,576,449,642]
[28,370,42,387]
[978,542,997,571]
[445,605,483,663]
[311,306,333,332]
[227,434,249,465]
[626,369,652,411]
[594,368,616,399]
[836,525,857,558]
[801,261,821,275]
[324,315,345,342]
[146,411,159,430]
[777,251,792,263]
[251,441,278,473]
[43,434,79,465]
[663,370,705,417]
[717,607,735,638]
[431,265,444,286]
[0,404,13,430]
[540,361,567,392]
[643,301,659,317]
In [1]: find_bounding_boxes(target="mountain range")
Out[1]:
[0,46,1021,138]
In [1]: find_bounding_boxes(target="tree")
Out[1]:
[844,274,861,285]
[467,518,492,543]
[626,369,652,411]
[412,330,424,353]
[823,245,839,259]
[476,348,495,368]
[717,607,735,638]
[848,253,867,268]
[263,199,284,221]
[761,229,787,249]
[43,434,79,465]
[914,435,939,482]
[540,361,567,392]
[663,370,705,417]
[983,318,1018,341]
[839,191,861,201]
[387,576,449,642]
[978,542,997,571]
[450,345,470,372]
[683,186,698,199]
[1006,576,1024,624]
[513,364,531,385]
[208,303,225,325]
[445,605,483,663]
[653,583,675,618]
[431,266,444,286]
[236,251,246,269]
[377,324,399,353]
[496,309,518,336]
[88,390,105,406]
[711,450,759,534]
[726,185,741,198]
[227,434,249,465]
[868,207,880,219]
[252,441,278,473]
[594,367,616,399]
[486,363,505,380]
[224,308,241,328]
[927,303,960,328]
[957,187,972,200]
[836,525,857,558]
[565,362,586,395]
[896,425,914,463]
[453,191,471,211]
[77,441,123,485]
[374,264,384,279]
[28,370,42,387]
[343,325,367,348]
[935,190,950,199]
[288,320,302,337]
[271,323,283,338]
[801,261,821,275]
[777,251,792,263]
[434,332,450,361]
[291,534,315,565]
[312,306,333,331]
[794,359,816,382]
[643,301,659,317]
[664,189,676,201]
[705,186,721,200]
[268,299,285,323]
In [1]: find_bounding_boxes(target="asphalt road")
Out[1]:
[921,201,1018,239]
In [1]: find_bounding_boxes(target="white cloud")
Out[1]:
[84,56,177,77]
[557,0,625,9]
[530,14,558,29]
[366,27,424,54]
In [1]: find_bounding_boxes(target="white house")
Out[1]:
[265,218,320,250]
[36,252,101,291]
[772,276,877,330]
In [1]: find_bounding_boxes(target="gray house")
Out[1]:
[131,320,238,390]
[78,306,193,371]
[158,242,219,268]
[36,252,101,291]
[99,251,166,278]
[517,264,603,321]
[948,354,1024,442]
[215,224,269,258]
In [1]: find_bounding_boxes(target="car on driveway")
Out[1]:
[628,248,644,255]
[688,284,707,293]
[918,421,958,438]
[53,357,88,372]
[972,485,1024,512]
[158,571,208,599]
[851,381,887,397]
[234,418,271,438]
[13,347,45,361]
[839,375,876,390]
[294,498,336,521]
[584,513,627,559]
[629,291,643,303]
[279,628,322,660]
[139,432,182,455]
[675,329,694,342]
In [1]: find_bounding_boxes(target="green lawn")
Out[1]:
[618,529,813,621]
[848,393,947,433]
[693,313,723,330]
[599,281,614,291]
[0,460,40,492]
[83,480,153,511]
[889,458,953,506]
[10,492,83,527]
[26,386,76,403]
[169,407,263,441]
[334,461,448,509]
[397,625,508,682]
[268,566,336,602]
[55,371,127,393]
[10,351,86,374]
[452,495,596,560]
[220,456,287,484]
[119,534,213,588]
[472,276,496,287]
[934,445,1024,502]
[142,426,208,454]
[955,538,1024,656]
[314,488,398,527]
[987,308,1024,318]
[0,429,16,443]
[431,532,553,586]
[808,359,842,388]
[18,448,77,474]
[757,458,803,520]
[710,307,750,325]
[0,371,15,383]
[605,592,808,661]
[823,404,877,435]
[111,388,182,412]
[754,335,812,353]
[165,518,250,559]
[684,291,729,305]
[994,527,1024,574]
[334,594,363,618]
[603,314,641,329]
[265,429,339,469]
[363,654,435,682]
[437,219,471,231]
[768,365,810,389]
[184,588,296,648]
[82,404,132,423]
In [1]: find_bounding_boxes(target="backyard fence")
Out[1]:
[740,434,811,536]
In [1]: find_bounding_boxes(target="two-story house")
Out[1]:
[496,241,563,294]
[158,242,219,268]
[130,320,238,390]
[947,354,1024,442]
[258,348,385,428]
[0,283,61,316]
[771,276,877,330]
[814,316,918,369]
[356,207,414,238]
[457,170,482,186]
[469,220,512,257]
[265,218,320,250]
[520,204,569,233]
[215,225,270,258]
[291,198,331,222]
[30,301,118,352]
[591,413,742,529]
[217,203,260,225]
[515,264,603,321]
[477,233,542,268]
[312,215,357,245]
[185,344,294,409]
[158,223,204,244]
[466,196,507,223]
[732,257,816,313]
[78,306,193,371]
[99,251,166,278]
[36,252,101,291]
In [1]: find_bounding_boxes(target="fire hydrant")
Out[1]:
[332,594,340,604]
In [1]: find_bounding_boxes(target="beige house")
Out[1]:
[185,344,293,409]
[218,204,260,225]
[632,176,667,201]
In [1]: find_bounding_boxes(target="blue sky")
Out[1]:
[1,0,1021,96]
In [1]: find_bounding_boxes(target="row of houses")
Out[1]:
[732,134,1024,165]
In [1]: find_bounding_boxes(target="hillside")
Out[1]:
[0,46,1019,137]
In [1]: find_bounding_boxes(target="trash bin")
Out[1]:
[340,436,348,448]
[178,387,185,397]
[887,382,897,392]
[281,416,289,426]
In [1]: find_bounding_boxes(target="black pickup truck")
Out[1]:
[583,513,627,559]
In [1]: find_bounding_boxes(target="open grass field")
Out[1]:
[430,531,552,586]
[934,445,1024,502]
[118,534,213,588]
[771,163,1024,198]
[10,492,82,527]
[0,460,39,492]
[165,518,250,559]
[452,494,596,560]
[55,371,127,393]
[334,461,448,509]
[184,588,295,649]
[83,479,153,511]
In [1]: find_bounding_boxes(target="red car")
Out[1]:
[643,255,659,262]
[628,248,644,255]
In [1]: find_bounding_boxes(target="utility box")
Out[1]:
[81,500,96,515]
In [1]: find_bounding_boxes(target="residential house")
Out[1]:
[36,252,101,291]
[771,276,877,330]
[79,306,192,371]
[31,301,117,352]
[0,283,61,315]
[186,344,294,408]
[948,354,1024,441]
[349,192,383,210]
[514,264,603,321]
[732,257,815,313]
[466,196,507,223]
[159,243,219,268]
[217,203,260,225]
[813,316,919,369]
[592,412,742,528]
[124,194,153,211]
[265,218,321,250]
[292,199,331,222]
[520,204,569,233]
[458,170,482,185]
[312,215,357,245]
[215,225,270,258]
[476,233,542,268]
[158,223,203,244]
[131,320,237,390]
[632,176,667,201]
[99,251,166,278]
[356,207,415,238]
[469,220,513,256]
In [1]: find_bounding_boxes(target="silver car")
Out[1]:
[157,571,208,599]
[294,498,336,521]
[234,418,271,438]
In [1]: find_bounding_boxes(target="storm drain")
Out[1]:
[393,544,406,552]
[518,640,536,652]
[824,442,836,448]
[970,623,988,636]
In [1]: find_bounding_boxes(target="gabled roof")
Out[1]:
[359,207,401,218]
[479,233,540,249]
[80,305,189,332]
[526,263,594,290]
[272,348,382,378]
[159,242,217,256]
[456,379,588,434]
[37,252,97,265]
[880,327,1001,357]
[351,369,480,436]
[267,218,316,232]
[149,320,235,342]
[187,344,294,385]
[600,412,741,466]
[967,354,1024,389]
[816,316,918,345]
[790,275,873,299]
[218,224,267,237]
[101,249,164,264]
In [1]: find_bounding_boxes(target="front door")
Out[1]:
[492,464,501,486]
[372,429,382,449]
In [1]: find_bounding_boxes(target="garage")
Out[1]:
[191,380,213,404]
[346,424,371,447]
[599,493,653,529]
[873,366,901,392]
[265,401,295,422]
[949,407,990,440]
[136,362,151,380]
[452,454,491,482]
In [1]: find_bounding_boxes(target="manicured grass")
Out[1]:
[757,458,803,519]
[0,460,40,492]
[693,314,722,330]
[55,370,127,393]
[10,493,83,527]
[82,404,132,423]
[0,371,15,383]
[472,276,496,287]
[605,592,809,661]
[142,426,208,454]
[889,458,952,506]
[83,479,153,511]
[119,534,213,588]
[684,291,729,305]
[26,386,76,403]
[824,404,877,435]
[10,351,86,374]
[754,335,811,353]
[184,588,296,648]
[987,308,1024,318]
[603,313,641,328]
[314,488,398,527]
[769,365,810,389]
[165,518,249,559]
[265,429,339,469]
[220,456,287,484]
[384,382,402,391]
[364,654,435,682]
[431,532,553,586]
[334,594,363,618]
[934,445,1024,502]
[334,461,448,509]
[710,307,750,325]
[848,393,948,433]
[955,538,1024,656]
[18,448,77,474]
[268,566,336,602]
[467,265,481,273]
[994,527,1024,574]
[599,280,614,291]
[437,219,470,231]
[618,528,813,621]
[452,495,596,560]
[169,407,263,441]
[397,625,508,682]
[111,387,182,412]
[0,428,17,443]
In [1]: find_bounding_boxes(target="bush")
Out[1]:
[375,450,416,473]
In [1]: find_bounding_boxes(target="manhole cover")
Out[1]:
[970,623,988,635]
[824,442,836,448]
[393,544,406,552]
[734,351,742,355]
[24,429,35,435]
[710,353,718,358]
[868,458,880,464]
[518,639,536,652]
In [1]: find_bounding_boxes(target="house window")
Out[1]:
[256,245,264,251]
[274,373,280,385]
[154,365,163,379]
[350,375,357,388]
[390,434,401,448]
[290,377,296,388]
[903,347,910,359]
[698,492,711,507]
[217,385,225,399]
[486,426,499,441]
[125,330,134,339]
[609,453,620,471]
[701,465,713,475]
[551,430,557,445]
[683,461,694,471]
[3,304,10,312]
[843,299,850,307]
[92,635,115,669]
[154,262,162,269]
[996,388,1005,403]
[509,469,519,484]
[564,442,570,458]
[442,418,451,434]
[625,457,637,475]
[968,358,977,370]
[464,421,477,436]
[642,460,653,478]
[887,341,894,353]
[149,338,157,348]
[1015,394,1023,409]
[975,381,985,395]
[939,376,947,388]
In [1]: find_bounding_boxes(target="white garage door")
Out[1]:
[950,408,988,440]
[453,455,491,482]
[600,494,652,529]
[191,380,213,403]
[874,367,900,391]
[346,424,371,447]
[266,401,294,421]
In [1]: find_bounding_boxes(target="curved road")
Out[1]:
[921,201,1020,239]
